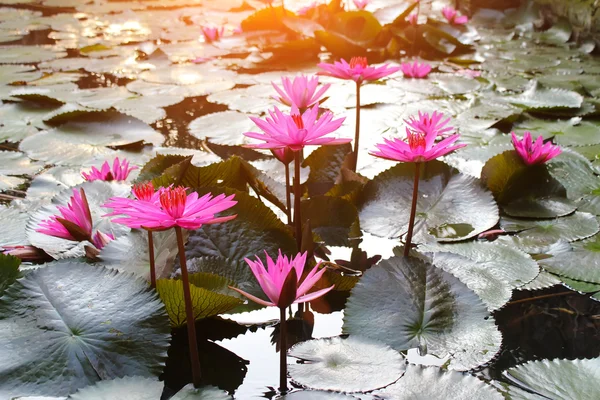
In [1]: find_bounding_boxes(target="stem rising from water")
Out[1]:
[404,162,421,257]
[279,306,288,393]
[148,230,156,289]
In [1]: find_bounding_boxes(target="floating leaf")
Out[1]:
[420,241,539,311]
[303,143,352,197]
[0,45,67,64]
[343,256,501,370]
[359,161,498,243]
[539,236,600,284]
[376,365,503,400]
[0,205,29,247]
[156,274,242,327]
[0,262,170,398]
[188,110,256,146]
[548,156,600,215]
[302,196,360,247]
[505,358,600,400]
[499,212,599,252]
[0,253,19,297]
[68,376,163,400]
[517,270,561,291]
[288,336,405,393]
[280,391,356,399]
[500,80,583,110]
[26,181,131,259]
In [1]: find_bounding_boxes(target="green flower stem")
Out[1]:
[148,230,156,289]
[175,226,202,388]
[404,162,421,257]
[352,82,361,172]
[279,306,288,393]
[285,163,292,225]
[293,151,302,250]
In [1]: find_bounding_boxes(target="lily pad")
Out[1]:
[26,181,131,259]
[420,241,539,311]
[288,336,405,393]
[0,205,29,246]
[0,253,19,297]
[156,274,242,327]
[68,376,163,400]
[20,112,163,165]
[548,156,600,215]
[499,212,599,252]
[500,80,583,110]
[0,262,170,398]
[359,161,498,243]
[539,235,600,284]
[505,358,600,400]
[0,45,67,64]
[376,365,503,400]
[343,256,501,370]
[517,270,562,291]
[188,110,256,146]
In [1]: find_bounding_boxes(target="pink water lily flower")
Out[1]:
[352,0,369,9]
[82,158,137,182]
[370,127,466,163]
[111,186,237,231]
[407,12,418,25]
[511,131,561,165]
[229,250,334,308]
[442,6,468,25]
[244,105,349,151]
[104,181,163,217]
[37,188,93,242]
[401,61,432,78]
[201,26,224,43]
[92,230,114,250]
[297,2,317,15]
[271,147,294,165]
[405,110,453,138]
[317,57,401,84]
[272,75,331,110]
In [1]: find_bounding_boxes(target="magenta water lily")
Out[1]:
[201,26,224,43]
[82,157,137,182]
[511,131,561,165]
[442,6,468,25]
[401,61,432,79]
[405,110,454,138]
[272,75,330,110]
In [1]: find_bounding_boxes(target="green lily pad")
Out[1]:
[548,155,600,215]
[359,161,498,243]
[156,273,242,328]
[505,358,600,400]
[517,270,562,291]
[343,256,501,370]
[0,262,170,398]
[420,241,539,310]
[376,365,504,399]
[188,110,257,146]
[561,277,600,294]
[443,144,512,178]
[499,212,599,252]
[26,181,131,259]
[288,336,405,393]
[539,235,600,283]
[514,117,600,147]
[301,196,360,247]
[0,253,19,297]
[0,102,54,142]
[303,143,352,197]
[0,205,29,247]
[500,81,583,110]
[0,45,67,64]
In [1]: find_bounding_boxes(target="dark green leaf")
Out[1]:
[0,253,19,297]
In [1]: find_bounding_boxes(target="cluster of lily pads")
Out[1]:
[1,0,600,399]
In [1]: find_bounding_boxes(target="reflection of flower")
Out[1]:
[82,158,137,182]
[352,0,369,9]
[317,57,400,84]
[111,186,237,231]
[405,111,453,138]
[201,26,224,43]
[370,123,465,163]
[244,105,349,151]
[442,7,468,25]
[511,131,561,165]
[400,61,431,78]
[37,188,93,242]
[229,250,334,308]
[272,75,330,109]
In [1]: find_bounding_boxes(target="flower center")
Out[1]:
[160,186,187,218]
[407,130,426,152]
[133,182,155,202]
[350,56,368,69]
[292,114,304,129]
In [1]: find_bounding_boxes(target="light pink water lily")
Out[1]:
[272,75,330,109]
[111,186,237,231]
[511,131,561,165]
[104,182,163,217]
[244,105,349,151]
[352,0,369,9]
[401,61,432,78]
[229,250,334,308]
[317,57,400,84]
[442,6,468,25]
[271,147,294,165]
[37,188,93,242]
[370,126,466,163]
[82,158,137,182]
[405,111,453,138]
[201,26,224,43]
[1,245,51,262]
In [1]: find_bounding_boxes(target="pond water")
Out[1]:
[1,0,600,399]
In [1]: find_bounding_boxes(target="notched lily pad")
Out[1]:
[343,256,501,370]
[288,336,405,393]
